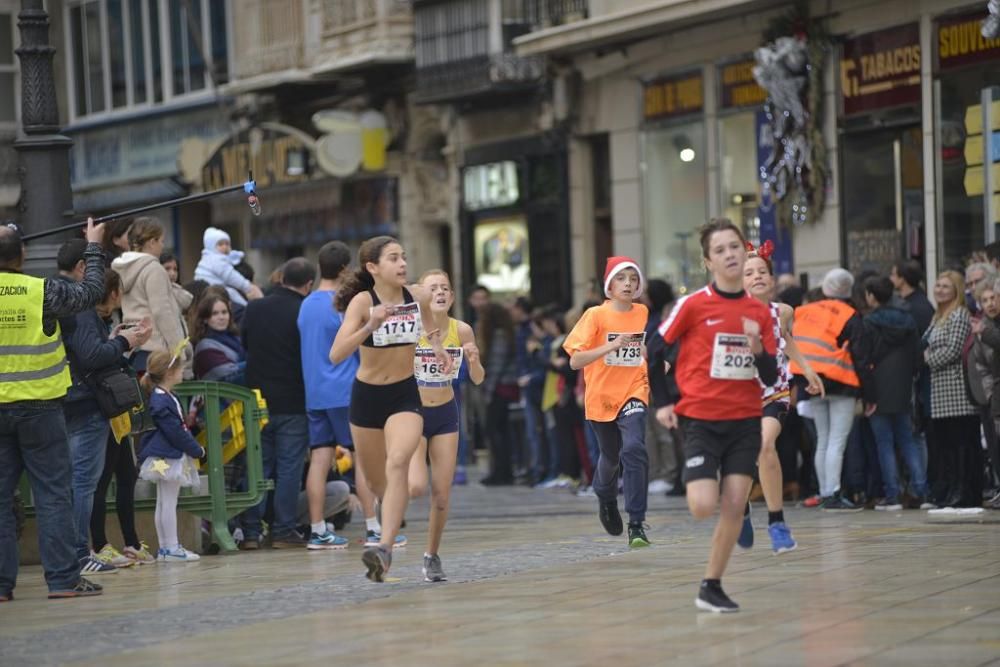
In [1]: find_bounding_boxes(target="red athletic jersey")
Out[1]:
[658,284,777,420]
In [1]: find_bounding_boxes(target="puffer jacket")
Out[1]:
[194,250,252,307]
[111,251,192,365]
[863,304,920,415]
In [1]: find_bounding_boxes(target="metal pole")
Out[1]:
[20,176,260,242]
[983,87,996,246]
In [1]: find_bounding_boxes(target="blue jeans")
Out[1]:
[0,402,80,594]
[844,416,881,499]
[870,412,929,500]
[66,411,110,560]
[522,392,547,478]
[243,414,308,539]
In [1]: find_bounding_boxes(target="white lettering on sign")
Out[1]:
[463,161,519,211]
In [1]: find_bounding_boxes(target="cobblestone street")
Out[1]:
[3,482,999,666]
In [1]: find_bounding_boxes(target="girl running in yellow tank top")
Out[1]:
[407,270,484,582]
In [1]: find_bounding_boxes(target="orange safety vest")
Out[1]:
[789,299,860,387]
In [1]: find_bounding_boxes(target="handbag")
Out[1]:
[85,364,144,419]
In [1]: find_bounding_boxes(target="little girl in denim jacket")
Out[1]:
[138,349,205,562]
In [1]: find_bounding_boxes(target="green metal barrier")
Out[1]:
[19,381,273,554]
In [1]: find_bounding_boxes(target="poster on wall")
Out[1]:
[473,217,530,295]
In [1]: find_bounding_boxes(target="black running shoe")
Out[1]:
[628,522,651,548]
[695,581,739,613]
[599,499,623,536]
[822,494,864,512]
[362,546,392,583]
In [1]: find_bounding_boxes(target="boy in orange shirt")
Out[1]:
[564,257,651,547]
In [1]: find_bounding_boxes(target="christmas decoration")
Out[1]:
[753,2,830,226]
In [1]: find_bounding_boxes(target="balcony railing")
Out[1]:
[231,0,306,81]
[517,0,589,29]
[415,53,545,104]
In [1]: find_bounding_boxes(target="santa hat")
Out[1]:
[603,256,644,299]
[203,226,231,253]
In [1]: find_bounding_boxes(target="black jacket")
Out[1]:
[56,276,131,422]
[241,286,306,414]
[863,305,920,415]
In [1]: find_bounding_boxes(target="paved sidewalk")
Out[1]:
[2,484,999,666]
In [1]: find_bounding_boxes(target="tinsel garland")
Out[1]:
[756,2,831,226]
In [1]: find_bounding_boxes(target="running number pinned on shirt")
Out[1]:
[605,332,646,367]
[370,302,420,346]
[414,347,463,386]
[710,333,755,380]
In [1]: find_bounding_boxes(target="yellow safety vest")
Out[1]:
[0,272,72,402]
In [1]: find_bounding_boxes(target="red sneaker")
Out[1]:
[803,495,823,508]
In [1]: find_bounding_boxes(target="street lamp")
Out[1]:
[13,0,74,273]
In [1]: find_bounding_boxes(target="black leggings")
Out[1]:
[91,434,141,551]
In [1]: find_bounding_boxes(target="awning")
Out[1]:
[514,0,786,57]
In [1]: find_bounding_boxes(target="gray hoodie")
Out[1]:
[111,251,192,366]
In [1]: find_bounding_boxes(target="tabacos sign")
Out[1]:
[643,71,703,122]
[840,23,921,116]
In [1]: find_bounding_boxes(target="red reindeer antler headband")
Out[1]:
[745,240,775,261]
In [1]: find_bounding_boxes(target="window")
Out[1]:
[415,0,489,69]
[642,121,708,294]
[0,10,16,125]
[66,0,228,120]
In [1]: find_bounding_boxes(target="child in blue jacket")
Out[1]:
[138,349,206,562]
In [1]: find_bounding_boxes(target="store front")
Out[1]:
[460,134,569,307]
[935,6,1000,269]
[838,23,924,275]
[201,123,399,277]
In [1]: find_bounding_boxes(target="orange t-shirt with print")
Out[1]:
[562,301,650,422]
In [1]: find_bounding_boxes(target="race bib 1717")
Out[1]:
[370,302,420,346]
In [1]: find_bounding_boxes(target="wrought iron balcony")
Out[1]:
[520,0,588,28]
[414,52,545,104]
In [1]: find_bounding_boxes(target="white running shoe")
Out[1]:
[157,546,201,562]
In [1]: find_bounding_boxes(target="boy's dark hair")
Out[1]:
[282,257,315,288]
[513,296,534,314]
[646,279,674,314]
[318,240,351,280]
[865,275,894,305]
[56,239,89,272]
[986,241,1000,265]
[233,260,255,282]
[698,218,746,258]
[894,259,923,289]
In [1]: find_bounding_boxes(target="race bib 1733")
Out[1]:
[604,332,645,367]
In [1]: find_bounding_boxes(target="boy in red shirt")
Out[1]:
[563,257,651,548]
[651,219,778,613]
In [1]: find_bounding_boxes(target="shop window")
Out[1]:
[642,122,707,294]
[936,67,1000,268]
[719,112,760,245]
[0,11,15,126]
[66,0,228,120]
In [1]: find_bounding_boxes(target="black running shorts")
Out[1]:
[762,400,789,424]
[678,416,761,483]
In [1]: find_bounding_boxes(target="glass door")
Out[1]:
[841,125,924,275]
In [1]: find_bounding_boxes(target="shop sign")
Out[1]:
[938,11,1000,70]
[643,71,704,122]
[463,161,520,211]
[68,106,230,190]
[201,124,314,193]
[840,24,921,116]
[719,59,766,110]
